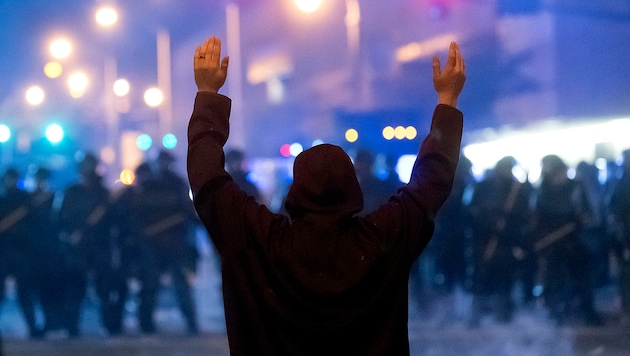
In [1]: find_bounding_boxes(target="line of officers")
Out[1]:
[428,150,630,328]
[0,150,200,339]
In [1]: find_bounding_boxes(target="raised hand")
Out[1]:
[194,35,230,93]
[432,41,466,108]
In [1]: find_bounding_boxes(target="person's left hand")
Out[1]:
[194,35,229,93]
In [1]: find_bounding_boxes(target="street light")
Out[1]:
[25,86,45,106]
[144,87,164,107]
[68,71,89,98]
[293,0,366,107]
[49,38,72,59]
[295,0,322,13]
[94,5,123,177]
[95,6,118,27]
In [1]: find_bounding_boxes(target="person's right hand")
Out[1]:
[194,35,229,94]
[432,41,466,108]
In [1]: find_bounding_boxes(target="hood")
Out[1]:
[285,144,363,219]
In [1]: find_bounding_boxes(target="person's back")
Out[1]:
[187,35,465,355]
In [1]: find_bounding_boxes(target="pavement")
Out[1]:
[2,232,630,355]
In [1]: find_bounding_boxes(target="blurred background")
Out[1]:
[3,1,630,355]
[2,0,630,192]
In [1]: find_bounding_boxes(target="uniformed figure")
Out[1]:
[28,167,65,335]
[469,156,530,326]
[0,167,43,338]
[131,154,199,335]
[432,155,474,294]
[609,149,630,325]
[57,153,122,336]
[532,155,603,326]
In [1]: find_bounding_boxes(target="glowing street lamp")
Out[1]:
[45,124,65,144]
[25,86,45,106]
[144,87,164,107]
[44,61,63,79]
[68,71,89,98]
[49,38,72,59]
[95,6,118,27]
[295,0,322,13]
[113,79,130,97]
[0,124,11,143]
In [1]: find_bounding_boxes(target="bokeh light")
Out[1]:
[45,124,64,144]
[144,87,164,107]
[44,61,63,79]
[294,0,322,13]
[382,126,395,140]
[405,126,417,140]
[25,86,45,106]
[0,124,11,143]
[394,126,406,140]
[162,133,177,149]
[289,143,303,157]
[113,79,130,96]
[95,6,118,27]
[280,143,291,157]
[49,38,72,59]
[68,72,89,98]
[345,128,359,143]
[120,169,135,185]
[136,134,153,151]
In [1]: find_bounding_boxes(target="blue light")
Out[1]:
[136,134,153,151]
[0,124,10,143]
[162,133,177,149]
[45,124,64,144]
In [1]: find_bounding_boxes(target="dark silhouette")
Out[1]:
[530,154,603,326]
[0,167,43,338]
[57,153,122,336]
[468,156,530,326]
[124,156,200,335]
[29,167,65,336]
[187,35,465,354]
[609,149,630,326]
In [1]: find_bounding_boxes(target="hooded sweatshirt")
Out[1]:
[187,92,463,356]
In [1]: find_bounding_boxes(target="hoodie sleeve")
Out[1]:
[187,92,283,255]
[364,104,463,258]
[187,91,232,196]
[404,104,463,216]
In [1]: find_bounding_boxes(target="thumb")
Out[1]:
[432,55,441,79]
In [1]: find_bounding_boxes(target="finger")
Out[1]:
[446,41,457,69]
[201,37,212,57]
[455,43,464,72]
[221,56,230,74]
[212,37,222,63]
[432,55,441,78]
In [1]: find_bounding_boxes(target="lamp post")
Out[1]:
[95,5,121,177]
[225,2,245,149]
[294,0,367,108]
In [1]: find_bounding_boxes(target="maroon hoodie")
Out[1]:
[187,92,463,355]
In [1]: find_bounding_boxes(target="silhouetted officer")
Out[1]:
[532,155,603,326]
[0,167,43,338]
[469,156,530,326]
[131,155,199,335]
[58,153,121,336]
[28,167,65,335]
